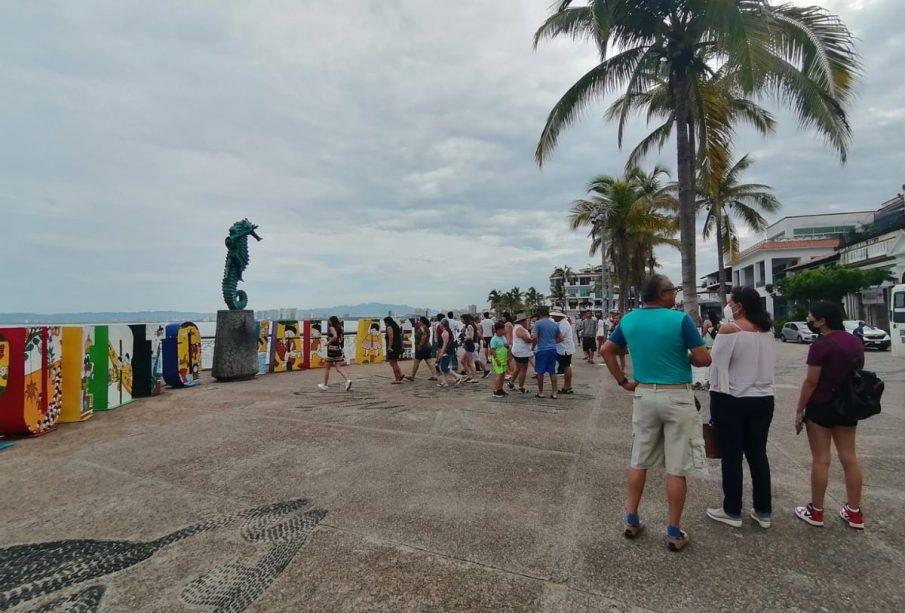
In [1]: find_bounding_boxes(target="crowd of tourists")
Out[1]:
[318,273,874,550]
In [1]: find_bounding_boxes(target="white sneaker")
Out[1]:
[706,507,743,528]
[750,510,772,529]
[344,380,352,392]
[317,383,329,391]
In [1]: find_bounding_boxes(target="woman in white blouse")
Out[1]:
[706,287,776,529]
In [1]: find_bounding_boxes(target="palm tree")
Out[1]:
[549,283,567,311]
[486,289,502,314]
[534,0,859,319]
[569,167,678,312]
[507,287,524,313]
[699,154,781,305]
[524,287,543,311]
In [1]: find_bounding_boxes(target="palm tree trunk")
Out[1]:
[673,76,700,322]
[600,224,611,313]
[715,206,727,306]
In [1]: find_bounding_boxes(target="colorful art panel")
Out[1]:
[355,320,384,365]
[129,324,161,398]
[401,321,414,361]
[307,320,325,369]
[59,326,93,423]
[87,326,109,410]
[270,321,304,373]
[257,320,272,375]
[162,322,202,387]
[0,327,60,436]
[104,325,134,410]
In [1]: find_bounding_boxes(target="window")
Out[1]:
[896,292,905,308]
[792,225,855,238]
[788,323,797,330]
[893,292,905,324]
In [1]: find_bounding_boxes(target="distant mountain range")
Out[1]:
[0,304,426,325]
[295,303,421,318]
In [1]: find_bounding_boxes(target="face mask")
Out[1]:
[806,321,820,334]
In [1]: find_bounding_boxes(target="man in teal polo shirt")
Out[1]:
[602,274,712,552]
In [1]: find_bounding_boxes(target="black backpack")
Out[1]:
[826,336,884,420]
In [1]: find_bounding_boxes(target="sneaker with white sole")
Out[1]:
[749,510,772,529]
[839,504,864,529]
[706,507,742,528]
[344,380,352,392]
[317,383,329,391]
[795,503,824,527]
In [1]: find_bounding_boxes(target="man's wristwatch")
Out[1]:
[618,377,629,387]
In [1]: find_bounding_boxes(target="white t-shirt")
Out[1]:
[449,319,463,339]
[556,319,576,355]
[480,318,495,338]
[596,318,608,337]
[512,324,533,358]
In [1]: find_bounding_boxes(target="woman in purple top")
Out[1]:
[794,301,866,530]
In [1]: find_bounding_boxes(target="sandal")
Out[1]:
[560,388,574,394]
[550,394,558,399]
[403,376,414,382]
[428,376,438,381]
[535,393,544,399]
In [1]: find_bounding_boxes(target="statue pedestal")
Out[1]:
[212,310,258,382]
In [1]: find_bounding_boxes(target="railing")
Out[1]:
[841,234,897,265]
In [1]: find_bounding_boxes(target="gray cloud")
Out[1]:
[1,0,902,312]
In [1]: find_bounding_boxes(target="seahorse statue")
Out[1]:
[222,219,263,310]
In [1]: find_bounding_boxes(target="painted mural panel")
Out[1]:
[0,327,60,436]
[401,320,414,361]
[129,324,161,398]
[257,320,272,375]
[307,320,325,369]
[105,325,134,409]
[87,326,109,410]
[60,327,93,422]
[270,321,304,373]
[162,322,201,387]
[355,320,384,364]
[0,335,8,396]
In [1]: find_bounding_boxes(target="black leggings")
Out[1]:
[710,392,774,515]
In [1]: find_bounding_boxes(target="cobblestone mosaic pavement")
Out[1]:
[1,342,903,611]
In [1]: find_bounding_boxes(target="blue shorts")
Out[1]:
[439,354,452,373]
[534,349,557,376]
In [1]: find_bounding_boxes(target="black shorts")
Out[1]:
[514,355,530,365]
[415,349,432,361]
[582,337,597,352]
[387,349,402,360]
[464,339,476,353]
[556,353,572,373]
[483,336,492,348]
[805,402,857,429]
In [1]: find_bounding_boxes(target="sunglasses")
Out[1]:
[661,287,682,294]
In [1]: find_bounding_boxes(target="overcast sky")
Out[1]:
[2,0,903,313]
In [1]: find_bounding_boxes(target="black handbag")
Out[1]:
[825,336,884,421]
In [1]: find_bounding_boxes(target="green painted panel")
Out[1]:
[88,325,109,410]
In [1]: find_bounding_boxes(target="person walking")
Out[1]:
[508,313,533,393]
[601,275,712,551]
[481,312,495,361]
[384,317,405,383]
[319,316,352,391]
[595,311,608,356]
[581,311,598,363]
[705,287,776,529]
[531,309,564,399]
[460,314,480,383]
[436,318,463,388]
[489,322,510,397]
[406,316,437,381]
[794,301,866,529]
[446,311,462,372]
[551,310,575,394]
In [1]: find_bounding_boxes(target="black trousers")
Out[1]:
[709,392,774,515]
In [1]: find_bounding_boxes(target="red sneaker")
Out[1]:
[795,503,824,527]
[840,504,864,529]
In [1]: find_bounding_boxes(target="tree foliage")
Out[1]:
[776,266,894,310]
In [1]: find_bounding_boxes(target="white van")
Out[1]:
[891,284,905,358]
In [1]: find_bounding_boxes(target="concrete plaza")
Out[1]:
[2,342,903,612]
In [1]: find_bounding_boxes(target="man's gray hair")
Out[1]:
[640,274,670,303]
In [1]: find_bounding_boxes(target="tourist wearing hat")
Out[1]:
[551,311,575,394]
[509,312,534,393]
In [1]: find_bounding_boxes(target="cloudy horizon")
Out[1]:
[2,0,903,314]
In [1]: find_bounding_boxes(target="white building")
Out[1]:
[732,211,874,319]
